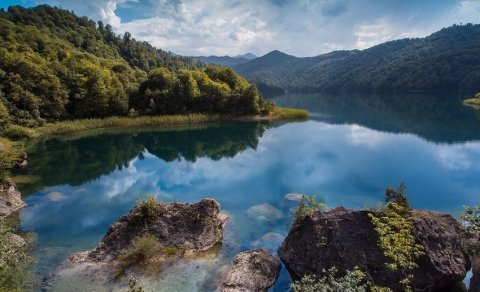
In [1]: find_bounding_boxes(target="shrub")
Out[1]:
[1,124,35,140]
[290,195,326,228]
[291,267,366,292]
[0,138,21,180]
[134,195,158,222]
[127,276,147,292]
[460,204,480,256]
[116,233,162,275]
[369,201,424,292]
[384,182,411,214]
[0,217,35,291]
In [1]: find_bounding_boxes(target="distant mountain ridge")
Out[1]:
[192,53,257,66]
[233,24,480,95]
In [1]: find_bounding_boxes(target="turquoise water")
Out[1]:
[17,93,480,290]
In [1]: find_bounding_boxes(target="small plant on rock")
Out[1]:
[290,195,326,228]
[116,233,162,276]
[291,267,366,292]
[460,204,480,256]
[134,195,159,222]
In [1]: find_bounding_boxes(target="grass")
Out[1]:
[464,98,480,110]
[1,107,308,139]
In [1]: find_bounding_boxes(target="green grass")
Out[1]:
[2,107,308,138]
[268,107,309,120]
[464,98,480,110]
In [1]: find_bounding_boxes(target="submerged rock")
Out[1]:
[251,232,284,251]
[73,198,227,263]
[222,248,281,292]
[246,203,283,222]
[278,207,470,291]
[284,193,304,202]
[0,180,27,216]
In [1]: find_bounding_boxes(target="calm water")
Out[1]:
[16,93,480,291]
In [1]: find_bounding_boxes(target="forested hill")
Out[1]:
[0,5,200,71]
[234,24,480,95]
[0,5,274,129]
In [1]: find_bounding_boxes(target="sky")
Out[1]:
[2,0,480,57]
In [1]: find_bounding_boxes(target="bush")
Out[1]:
[384,182,411,214]
[1,124,35,140]
[0,138,21,180]
[291,267,366,292]
[134,195,158,222]
[460,204,480,256]
[116,233,162,275]
[290,195,326,228]
[0,217,35,291]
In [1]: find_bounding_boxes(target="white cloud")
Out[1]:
[33,0,477,56]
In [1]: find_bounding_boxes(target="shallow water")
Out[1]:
[17,93,480,291]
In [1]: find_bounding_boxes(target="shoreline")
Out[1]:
[3,106,308,139]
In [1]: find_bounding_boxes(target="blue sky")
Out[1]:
[2,0,480,56]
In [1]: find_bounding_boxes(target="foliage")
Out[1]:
[290,195,326,228]
[460,204,480,256]
[0,138,21,180]
[127,277,146,292]
[291,267,366,292]
[369,201,424,292]
[135,66,273,116]
[234,23,480,94]
[116,233,162,275]
[0,217,35,291]
[134,195,158,222]
[0,5,280,129]
[384,182,411,215]
[1,124,34,140]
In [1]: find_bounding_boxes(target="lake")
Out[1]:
[16,92,480,291]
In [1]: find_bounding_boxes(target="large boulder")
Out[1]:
[222,248,281,292]
[75,198,227,262]
[0,180,26,216]
[278,207,470,291]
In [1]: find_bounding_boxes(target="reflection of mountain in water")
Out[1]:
[20,122,267,194]
[272,92,480,143]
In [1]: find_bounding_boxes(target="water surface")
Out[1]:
[17,93,480,291]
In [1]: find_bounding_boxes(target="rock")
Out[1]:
[6,232,26,247]
[278,207,470,291]
[74,198,227,262]
[246,204,283,222]
[284,193,304,202]
[222,249,281,292]
[0,180,27,216]
[251,232,284,251]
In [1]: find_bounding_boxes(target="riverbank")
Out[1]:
[464,98,480,110]
[2,106,308,139]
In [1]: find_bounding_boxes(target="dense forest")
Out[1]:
[0,5,271,128]
[234,24,480,95]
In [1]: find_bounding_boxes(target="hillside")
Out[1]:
[234,24,480,94]
[0,5,275,128]
[192,53,257,66]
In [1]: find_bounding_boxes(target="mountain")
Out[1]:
[192,52,257,66]
[233,24,480,95]
[234,53,257,60]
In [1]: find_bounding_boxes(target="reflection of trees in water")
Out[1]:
[19,122,267,194]
[272,92,480,143]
